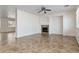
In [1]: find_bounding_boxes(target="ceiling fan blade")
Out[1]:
[41,7,46,10]
[45,9,51,11]
[44,11,47,14]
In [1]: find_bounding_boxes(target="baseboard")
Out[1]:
[75,38,79,47]
[49,33,63,35]
[63,35,76,37]
[16,33,40,39]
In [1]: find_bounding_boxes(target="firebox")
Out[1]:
[41,25,49,34]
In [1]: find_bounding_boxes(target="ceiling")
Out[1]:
[0,5,78,17]
[15,5,78,15]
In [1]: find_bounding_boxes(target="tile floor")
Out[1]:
[0,34,79,53]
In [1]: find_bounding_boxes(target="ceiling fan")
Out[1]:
[37,7,51,14]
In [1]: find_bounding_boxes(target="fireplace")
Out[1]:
[41,25,49,34]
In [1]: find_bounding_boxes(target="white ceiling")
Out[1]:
[0,5,78,17]
[15,5,78,15]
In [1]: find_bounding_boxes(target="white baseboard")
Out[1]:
[16,32,40,38]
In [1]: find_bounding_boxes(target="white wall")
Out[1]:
[76,7,79,44]
[50,11,76,36]
[16,9,40,38]
[63,11,76,36]
[76,7,79,28]
[39,16,49,25]
[16,9,76,37]
[49,16,63,34]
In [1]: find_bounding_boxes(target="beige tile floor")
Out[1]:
[0,34,79,53]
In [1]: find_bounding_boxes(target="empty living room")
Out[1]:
[0,5,79,53]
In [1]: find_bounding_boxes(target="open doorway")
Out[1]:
[0,6,16,46]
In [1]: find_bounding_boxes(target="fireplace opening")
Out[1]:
[42,27,48,32]
[41,25,49,34]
